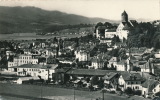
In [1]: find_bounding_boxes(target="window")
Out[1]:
[154,89,156,92]
[135,86,139,89]
[136,82,138,84]
[128,82,130,84]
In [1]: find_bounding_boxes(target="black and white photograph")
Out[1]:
[0,0,160,100]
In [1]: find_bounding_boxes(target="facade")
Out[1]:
[99,38,112,46]
[116,60,126,71]
[142,79,160,97]
[75,50,90,61]
[96,26,106,39]
[8,54,38,67]
[105,29,116,38]
[108,57,119,68]
[8,64,57,80]
[91,58,104,69]
[118,72,144,91]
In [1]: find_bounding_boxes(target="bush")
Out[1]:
[134,90,141,96]
[124,87,133,94]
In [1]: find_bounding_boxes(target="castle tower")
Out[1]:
[121,10,128,22]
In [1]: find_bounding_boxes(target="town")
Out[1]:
[0,10,160,100]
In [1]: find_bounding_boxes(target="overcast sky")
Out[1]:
[0,0,159,21]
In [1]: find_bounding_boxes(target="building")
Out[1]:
[91,57,104,69]
[118,72,144,91]
[99,38,112,46]
[116,11,138,40]
[8,64,58,80]
[75,49,90,62]
[96,26,106,39]
[105,29,117,38]
[116,60,127,71]
[8,54,38,67]
[142,79,160,98]
[108,57,119,68]
[103,72,119,89]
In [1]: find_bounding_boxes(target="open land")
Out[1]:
[0,83,149,100]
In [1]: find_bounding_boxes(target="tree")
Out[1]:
[94,22,103,33]
[125,87,133,94]
[104,22,112,28]
[91,76,99,85]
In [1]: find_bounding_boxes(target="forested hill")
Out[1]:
[0,6,116,34]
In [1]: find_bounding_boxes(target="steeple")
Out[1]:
[121,10,128,22]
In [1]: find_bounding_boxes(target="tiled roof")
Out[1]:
[66,69,116,76]
[92,58,104,63]
[129,20,138,27]
[120,72,144,81]
[10,64,57,69]
[142,79,159,92]
[103,72,118,80]
[109,57,118,62]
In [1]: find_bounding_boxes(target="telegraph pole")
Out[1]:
[74,87,75,100]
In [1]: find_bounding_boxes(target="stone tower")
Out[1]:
[121,10,128,22]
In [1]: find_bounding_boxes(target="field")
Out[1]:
[0,83,128,100]
[0,27,94,40]
[0,33,87,40]
[0,83,150,100]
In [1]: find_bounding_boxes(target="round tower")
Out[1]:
[121,10,128,22]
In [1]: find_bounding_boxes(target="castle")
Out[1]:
[96,11,138,41]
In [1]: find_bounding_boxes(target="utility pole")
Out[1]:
[41,83,42,100]
[74,87,75,100]
[101,89,105,100]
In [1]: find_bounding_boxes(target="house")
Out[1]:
[108,57,119,68]
[75,49,90,62]
[139,61,154,74]
[105,29,117,38]
[91,57,104,69]
[99,38,112,46]
[96,26,106,39]
[58,57,74,64]
[103,72,119,89]
[142,79,160,98]
[126,47,146,56]
[16,76,39,84]
[118,72,144,91]
[116,60,127,71]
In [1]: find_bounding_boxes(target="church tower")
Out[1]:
[121,10,128,22]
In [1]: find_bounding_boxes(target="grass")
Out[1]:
[0,83,127,100]
[0,33,87,40]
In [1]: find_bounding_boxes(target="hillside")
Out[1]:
[0,6,116,34]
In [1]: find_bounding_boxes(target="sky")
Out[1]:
[0,0,159,21]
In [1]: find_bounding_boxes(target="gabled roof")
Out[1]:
[10,64,58,69]
[109,57,118,62]
[117,60,126,65]
[103,72,118,80]
[142,79,159,92]
[129,20,138,27]
[122,10,128,16]
[92,58,104,63]
[120,72,144,81]
[123,23,131,30]
[66,69,116,76]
